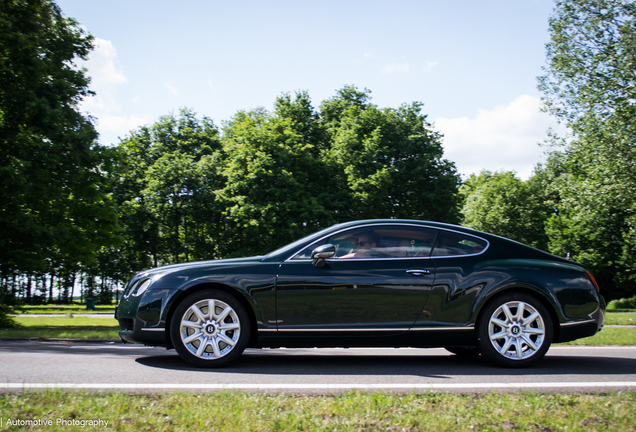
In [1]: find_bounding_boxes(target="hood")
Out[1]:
[135,255,265,279]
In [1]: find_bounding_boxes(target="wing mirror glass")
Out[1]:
[311,244,335,268]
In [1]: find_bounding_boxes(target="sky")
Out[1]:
[57,0,566,180]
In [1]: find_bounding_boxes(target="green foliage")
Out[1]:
[608,296,636,311]
[217,87,460,257]
[110,88,460,263]
[218,93,336,256]
[459,170,550,251]
[0,303,17,329]
[320,86,461,223]
[0,0,121,301]
[538,0,636,300]
[538,0,636,123]
[114,108,223,268]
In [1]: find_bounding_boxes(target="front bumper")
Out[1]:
[115,288,176,346]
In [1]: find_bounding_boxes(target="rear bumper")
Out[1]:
[555,305,605,343]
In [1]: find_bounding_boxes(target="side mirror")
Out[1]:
[311,244,335,268]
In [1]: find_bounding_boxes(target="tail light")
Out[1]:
[585,270,600,292]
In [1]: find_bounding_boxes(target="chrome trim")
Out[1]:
[277,328,410,332]
[284,222,490,262]
[288,256,433,263]
[560,319,596,327]
[260,326,473,332]
[140,327,165,332]
[257,328,278,332]
[406,269,431,276]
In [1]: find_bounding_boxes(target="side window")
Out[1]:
[292,239,327,260]
[431,231,487,257]
[330,229,378,259]
[329,226,437,259]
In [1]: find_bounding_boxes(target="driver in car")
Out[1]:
[338,231,380,259]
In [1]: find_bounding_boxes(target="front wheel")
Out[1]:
[170,290,250,368]
[477,293,553,368]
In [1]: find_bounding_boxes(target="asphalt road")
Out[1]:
[1,340,635,393]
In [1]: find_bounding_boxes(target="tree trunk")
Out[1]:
[48,274,55,302]
[25,274,31,302]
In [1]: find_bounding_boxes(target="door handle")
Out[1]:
[406,269,431,276]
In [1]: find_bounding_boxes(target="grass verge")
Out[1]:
[16,304,116,314]
[1,390,635,431]
[604,312,636,325]
[0,316,119,339]
[555,327,636,346]
[1,314,635,344]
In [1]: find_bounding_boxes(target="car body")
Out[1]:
[115,219,605,367]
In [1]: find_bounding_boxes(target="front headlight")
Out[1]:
[132,278,153,297]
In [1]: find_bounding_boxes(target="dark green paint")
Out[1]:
[116,220,604,348]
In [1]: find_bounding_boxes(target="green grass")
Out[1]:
[0,315,119,339]
[0,390,635,431]
[556,327,636,346]
[16,304,116,314]
[605,312,636,325]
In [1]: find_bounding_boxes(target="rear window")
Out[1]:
[431,231,487,256]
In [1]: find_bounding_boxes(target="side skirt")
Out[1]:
[255,328,475,349]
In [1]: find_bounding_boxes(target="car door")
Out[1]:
[275,225,437,336]
[410,229,490,330]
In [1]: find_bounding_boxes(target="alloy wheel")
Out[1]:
[179,298,241,360]
[487,300,546,361]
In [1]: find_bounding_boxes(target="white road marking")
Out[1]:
[2,382,635,391]
[69,345,156,349]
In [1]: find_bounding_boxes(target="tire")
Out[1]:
[170,289,250,368]
[477,292,553,368]
[445,346,480,357]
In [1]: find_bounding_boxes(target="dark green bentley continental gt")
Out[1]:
[116,219,605,368]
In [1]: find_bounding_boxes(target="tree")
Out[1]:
[538,0,636,299]
[109,89,460,270]
[218,92,340,257]
[0,0,120,302]
[114,109,223,268]
[217,87,461,257]
[320,86,461,222]
[460,170,550,251]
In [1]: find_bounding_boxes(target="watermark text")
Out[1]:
[1,417,109,428]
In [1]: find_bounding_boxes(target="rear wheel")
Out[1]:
[477,292,553,368]
[170,290,250,368]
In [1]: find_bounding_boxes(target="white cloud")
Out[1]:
[94,113,155,145]
[433,95,566,180]
[383,62,410,74]
[83,38,127,87]
[164,83,179,96]
[76,38,154,145]
[422,61,438,73]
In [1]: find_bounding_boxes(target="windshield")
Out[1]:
[264,224,341,259]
